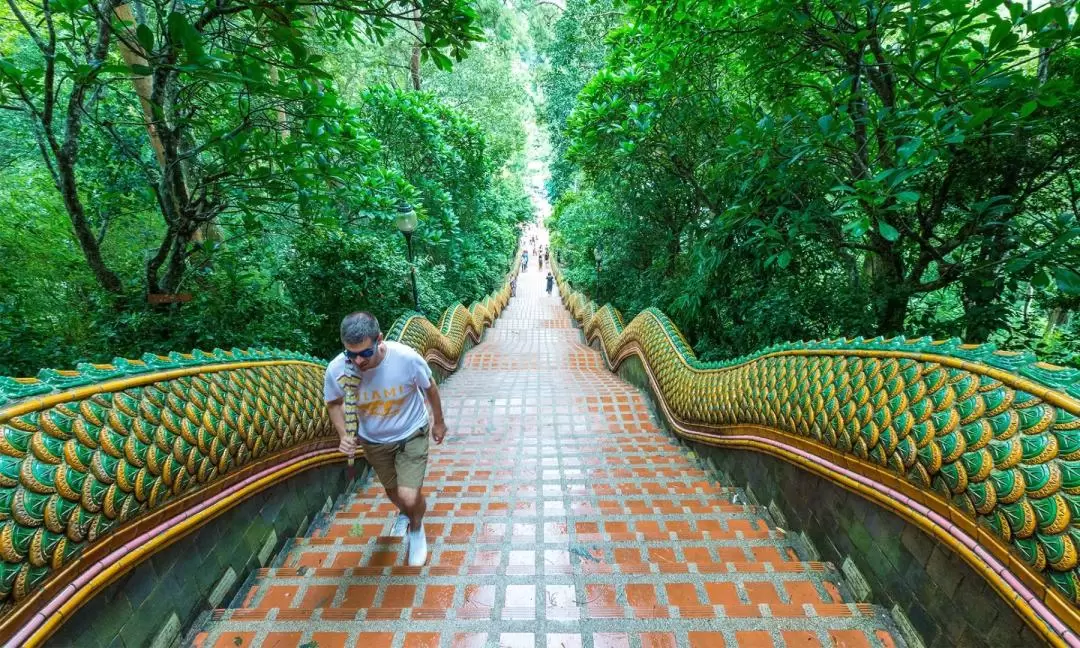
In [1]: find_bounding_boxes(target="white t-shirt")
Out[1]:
[323,340,433,444]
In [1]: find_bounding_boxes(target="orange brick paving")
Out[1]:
[189,262,901,647]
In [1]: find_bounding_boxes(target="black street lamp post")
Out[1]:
[395,202,420,311]
[594,241,603,304]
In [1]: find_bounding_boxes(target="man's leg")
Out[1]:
[358,438,401,503]
[379,487,410,536]
[395,486,427,530]
[395,431,431,566]
[395,431,430,527]
[383,487,406,511]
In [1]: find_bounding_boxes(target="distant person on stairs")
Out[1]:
[324,312,447,567]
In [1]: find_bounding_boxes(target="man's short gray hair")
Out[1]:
[340,312,381,345]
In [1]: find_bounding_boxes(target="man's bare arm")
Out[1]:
[424,382,448,443]
[327,398,355,455]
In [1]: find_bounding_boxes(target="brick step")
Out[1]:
[309,524,787,544]
[360,468,728,478]
[420,466,714,475]
[236,561,842,591]
[424,448,699,460]
[321,497,767,519]
[333,500,757,518]
[339,485,739,501]
[342,486,739,496]
[422,454,711,463]
[203,600,882,623]
[248,559,837,579]
[423,446,690,453]
[280,539,810,567]
[313,518,780,539]
[288,526,797,544]
[234,563,845,606]
[294,483,375,538]
[423,446,687,456]
[193,627,898,648]
[346,472,733,484]
[278,542,803,570]
[278,548,816,570]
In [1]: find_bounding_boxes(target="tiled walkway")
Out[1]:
[190,256,902,648]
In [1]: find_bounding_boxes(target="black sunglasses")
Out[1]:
[344,343,378,360]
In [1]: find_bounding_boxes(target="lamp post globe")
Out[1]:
[395,201,418,234]
[395,202,420,312]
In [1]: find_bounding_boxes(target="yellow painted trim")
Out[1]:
[695,433,1063,647]
[24,450,346,647]
[0,360,324,423]
[585,309,1080,416]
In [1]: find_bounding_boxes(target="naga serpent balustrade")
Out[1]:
[0,253,520,645]
[553,261,1080,647]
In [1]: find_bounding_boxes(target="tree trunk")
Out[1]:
[269,65,289,138]
[54,1,126,295]
[113,3,166,167]
[116,3,215,268]
[145,227,174,295]
[58,163,126,294]
[961,164,1020,340]
[162,228,192,294]
[960,262,1008,342]
[875,290,909,336]
[410,46,422,90]
[1042,307,1070,344]
[410,6,422,90]
[867,249,908,335]
[1022,283,1034,329]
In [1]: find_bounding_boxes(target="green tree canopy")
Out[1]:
[543,0,1080,366]
[0,0,531,375]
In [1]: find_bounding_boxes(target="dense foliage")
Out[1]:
[538,0,1080,366]
[0,0,532,375]
[3,0,1077,375]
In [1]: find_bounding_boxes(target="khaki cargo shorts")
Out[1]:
[359,426,429,490]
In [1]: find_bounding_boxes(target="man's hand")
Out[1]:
[338,434,357,457]
[431,421,448,445]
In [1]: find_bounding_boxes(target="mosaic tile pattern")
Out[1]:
[0,259,516,613]
[0,360,331,606]
[554,259,1080,610]
[189,264,900,648]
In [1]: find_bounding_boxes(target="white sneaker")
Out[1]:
[406,524,428,566]
[390,513,410,538]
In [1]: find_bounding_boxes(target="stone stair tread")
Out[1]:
[206,602,883,621]
[249,560,836,580]
[289,533,794,547]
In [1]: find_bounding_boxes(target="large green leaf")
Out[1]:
[878,221,900,242]
[166,12,204,61]
[1054,268,1080,296]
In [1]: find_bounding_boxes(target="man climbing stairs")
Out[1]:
[186,255,901,648]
